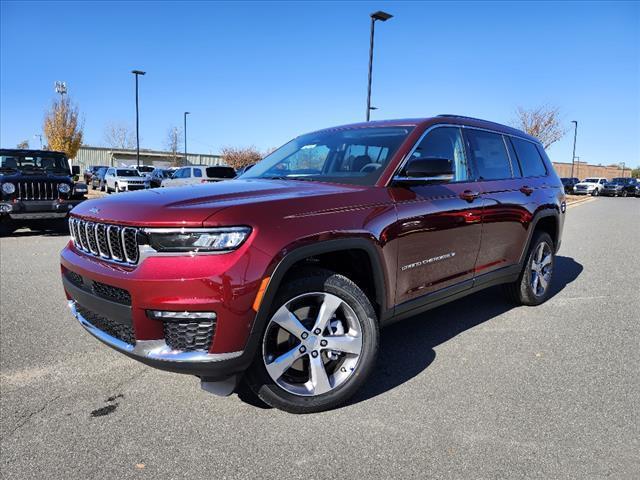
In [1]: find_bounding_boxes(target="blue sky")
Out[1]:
[1,1,638,168]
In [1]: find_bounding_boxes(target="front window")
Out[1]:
[240,126,414,185]
[583,178,598,183]
[1,154,70,174]
[116,169,140,177]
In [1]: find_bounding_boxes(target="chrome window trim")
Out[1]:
[142,226,250,234]
[388,122,545,186]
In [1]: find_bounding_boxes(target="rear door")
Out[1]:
[467,130,541,279]
[391,126,484,306]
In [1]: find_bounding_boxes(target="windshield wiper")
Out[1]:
[262,175,316,181]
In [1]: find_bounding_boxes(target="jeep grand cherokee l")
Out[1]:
[60,115,565,413]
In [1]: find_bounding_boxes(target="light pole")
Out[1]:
[184,111,190,166]
[54,81,67,99]
[575,156,581,179]
[34,134,43,149]
[131,70,146,168]
[366,10,393,121]
[620,162,626,178]
[570,120,578,179]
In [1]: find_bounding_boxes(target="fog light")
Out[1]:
[147,310,216,321]
[0,203,12,213]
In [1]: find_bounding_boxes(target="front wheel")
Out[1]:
[504,231,555,306]
[245,268,379,413]
[591,189,599,197]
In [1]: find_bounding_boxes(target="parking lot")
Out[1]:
[1,197,638,479]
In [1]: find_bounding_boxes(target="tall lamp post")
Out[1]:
[570,120,578,179]
[366,10,393,121]
[184,111,190,166]
[131,70,146,168]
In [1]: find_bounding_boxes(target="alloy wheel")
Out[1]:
[530,242,552,297]
[262,292,363,397]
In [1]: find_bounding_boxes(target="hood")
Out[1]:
[0,172,72,182]
[70,179,370,227]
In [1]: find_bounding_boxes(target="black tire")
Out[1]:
[245,268,379,413]
[504,231,555,306]
[591,189,599,197]
[622,190,627,197]
[92,183,97,190]
[0,217,16,236]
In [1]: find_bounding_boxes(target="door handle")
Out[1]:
[520,185,534,196]
[459,190,480,202]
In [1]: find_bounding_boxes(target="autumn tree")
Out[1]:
[221,146,263,170]
[166,127,184,166]
[104,122,135,149]
[16,140,29,149]
[511,105,565,149]
[43,97,84,158]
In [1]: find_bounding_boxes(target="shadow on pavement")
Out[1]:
[349,255,583,405]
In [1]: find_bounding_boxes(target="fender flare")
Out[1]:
[243,238,388,358]
[518,208,560,265]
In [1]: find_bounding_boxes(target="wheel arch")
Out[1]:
[519,209,560,264]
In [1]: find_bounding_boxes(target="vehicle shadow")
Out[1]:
[4,227,69,238]
[349,255,583,406]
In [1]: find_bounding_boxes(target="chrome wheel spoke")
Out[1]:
[540,253,552,268]
[313,293,343,333]
[265,346,303,380]
[270,305,307,340]
[324,334,361,355]
[532,272,540,293]
[535,243,545,263]
[539,272,550,291]
[309,354,332,395]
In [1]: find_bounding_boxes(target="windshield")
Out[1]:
[1,154,69,174]
[609,178,626,184]
[583,178,599,183]
[240,126,415,185]
[116,169,140,177]
[137,166,154,173]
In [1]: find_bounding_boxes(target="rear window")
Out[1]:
[511,138,547,177]
[206,167,236,179]
[465,130,513,180]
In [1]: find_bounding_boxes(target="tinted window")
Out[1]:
[193,168,202,177]
[206,167,236,178]
[466,130,512,180]
[511,137,547,177]
[405,127,469,181]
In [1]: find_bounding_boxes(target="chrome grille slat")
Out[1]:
[14,180,58,200]
[69,217,139,265]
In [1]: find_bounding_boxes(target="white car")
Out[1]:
[160,165,236,187]
[104,167,149,193]
[573,177,608,196]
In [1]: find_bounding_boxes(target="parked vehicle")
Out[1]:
[61,115,565,413]
[72,182,88,200]
[573,177,607,196]
[148,168,174,188]
[236,164,255,175]
[83,165,109,184]
[560,177,580,194]
[104,167,148,193]
[1,149,83,235]
[635,180,640,197]
[602,177,638,197]
[160,165,236,187]
[91,167,108,191]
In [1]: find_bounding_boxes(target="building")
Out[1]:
[551,161,630,179]
[71,146,225,170]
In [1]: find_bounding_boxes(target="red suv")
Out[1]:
[60,115,565,413]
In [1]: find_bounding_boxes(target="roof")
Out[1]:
[307,115,540,144]
[0,149,66,156]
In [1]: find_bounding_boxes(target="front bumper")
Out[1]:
[1,199,81,220]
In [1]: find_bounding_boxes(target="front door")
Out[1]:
[391,126,483,306]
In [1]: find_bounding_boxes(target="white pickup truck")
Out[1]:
[573,177,608,196]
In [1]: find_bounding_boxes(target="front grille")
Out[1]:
[163,320,215,352]
[65,270,84,287]
[92,281,132,306]
[69,217,140,265]
[75,304,135,345]
[16,180,59,200]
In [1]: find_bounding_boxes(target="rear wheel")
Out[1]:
[504,231,555,306]
[245,268,378,413]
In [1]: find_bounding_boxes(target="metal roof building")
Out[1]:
[71,146,225,169]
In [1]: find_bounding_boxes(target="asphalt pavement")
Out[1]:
[1,197,639,479]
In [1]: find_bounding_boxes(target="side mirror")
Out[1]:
[71,165,80,175]
[394,157,454,184]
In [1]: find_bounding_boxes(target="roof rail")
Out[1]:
[437,114,491,122]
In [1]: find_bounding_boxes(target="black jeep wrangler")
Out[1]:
[1,149,84,235]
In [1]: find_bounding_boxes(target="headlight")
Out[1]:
[58,183,71,193]
[2,183,15,194]
[144,227,251,253]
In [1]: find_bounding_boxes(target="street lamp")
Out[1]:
[366,10,393,121]
[54,81,67,98]
[570,120,578,179]
[184,111,190,167]
[131,70,146,168]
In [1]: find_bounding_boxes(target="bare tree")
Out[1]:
[166,127,184,166]
[104,122,135,149]
[16,140,29,149]
[43,96,84,158]
[511,105,566,149]
[221,146,263,170]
